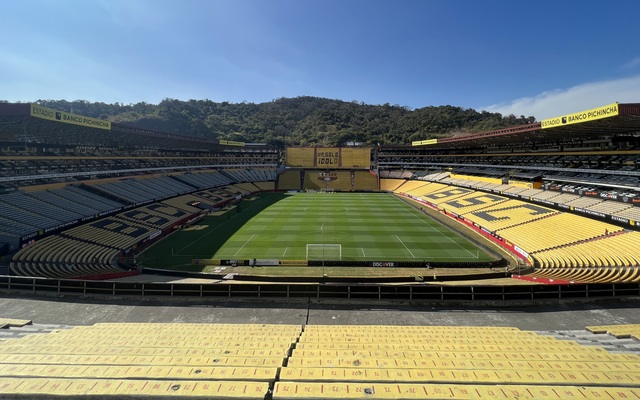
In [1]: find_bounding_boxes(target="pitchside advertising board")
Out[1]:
[30,103,111,130]
[285,147,371,169]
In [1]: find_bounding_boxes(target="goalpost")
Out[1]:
[306,244,342,260]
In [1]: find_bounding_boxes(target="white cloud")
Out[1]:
[481,75,640,120]
[621,57,640,70]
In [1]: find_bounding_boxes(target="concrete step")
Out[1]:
[535,329,640,356]
[0,323,75,341]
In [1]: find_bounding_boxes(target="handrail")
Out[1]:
[0,275,637,303]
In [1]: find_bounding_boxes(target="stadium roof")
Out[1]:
[410,102,640,149]
[0,103,258,150]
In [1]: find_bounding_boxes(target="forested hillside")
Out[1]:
[29,97,535,147]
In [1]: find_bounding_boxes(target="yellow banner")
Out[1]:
[30,103,111,130]
[541,102,619,129]
[219,139,245,146]
[339,148,370,169]
[316,147,340,168]
[286,147,316,167]
[286,147,370,169]
[412,139,437,146]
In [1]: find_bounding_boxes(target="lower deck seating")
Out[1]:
[252,181,275,191]
[497,213,622,253]
[278,325,640,399]
[10,195,203,279]
[379,178,407,192]
[228,182,259,195]
[10,235,122,279]
[353,170,379,191]
[0,323,638,399]
[389,178,638,282]
[0,323,301,399]
[399,180,442,197]
[531,231,640,283]
[277,170,302,190]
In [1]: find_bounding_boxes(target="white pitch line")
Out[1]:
[392,196,478,259]
[173,198,263,255]
[395,235,416,258]
[361,248,366,257]
[283,248,288,256]
[234,234,255,256]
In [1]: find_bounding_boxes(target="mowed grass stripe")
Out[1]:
[139,192,495,269]
[213,193,491,262]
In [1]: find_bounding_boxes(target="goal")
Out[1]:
[306,244,342,260]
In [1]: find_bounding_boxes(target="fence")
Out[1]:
[0,275,638,303]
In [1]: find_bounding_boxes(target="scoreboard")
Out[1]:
[286,147,371,169]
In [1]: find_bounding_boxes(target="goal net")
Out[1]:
[306,244,342,260]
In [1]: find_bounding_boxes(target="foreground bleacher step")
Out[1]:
[2,323,640,399]
[586,324,640,339]
[0,318,32,328]
[272,382,640,399]
[0,354,286,367]
[0,378,268,399]
[0,345,287,358]
[0,364,278,381]
[0,322,300,398]
[279,366,640,387]
[287,352,640,365]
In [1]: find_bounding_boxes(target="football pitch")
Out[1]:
[141,192,496,269]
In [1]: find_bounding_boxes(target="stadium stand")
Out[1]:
[162,195,212,213]
[0,323,639,398]
[495,212,622,252]
[379,178,407,192]
[0,102,638,288]
[394,179,429,194]
[281,324,640,398]
[10,235,121,279]
[531,231,640,282]
[381,172,639,281]
[0,322,301,399]
[319,171,352,191]
[587,323,640,339]
[439,192,508,214]
[8,188,221,278]
[302,171,325,191]
[277,170,302,190]
[353,170,378,191]
[253,180,276,191]
[173,171,234,189]
[229,182,260,195]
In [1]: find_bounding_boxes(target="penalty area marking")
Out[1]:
[234,234,255,257]
[391,195,479,259]
[283,248,288,257]
[394,235,416,258]
[361,248,366,257]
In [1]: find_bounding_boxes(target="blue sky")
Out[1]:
[1,0,640,119]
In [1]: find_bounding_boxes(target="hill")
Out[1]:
[27,97,535,147]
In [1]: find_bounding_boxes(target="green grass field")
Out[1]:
[140,192,496,270]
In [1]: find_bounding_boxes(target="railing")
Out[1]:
[0,276,638,303]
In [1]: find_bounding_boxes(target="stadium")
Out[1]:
[0,101,639,398]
